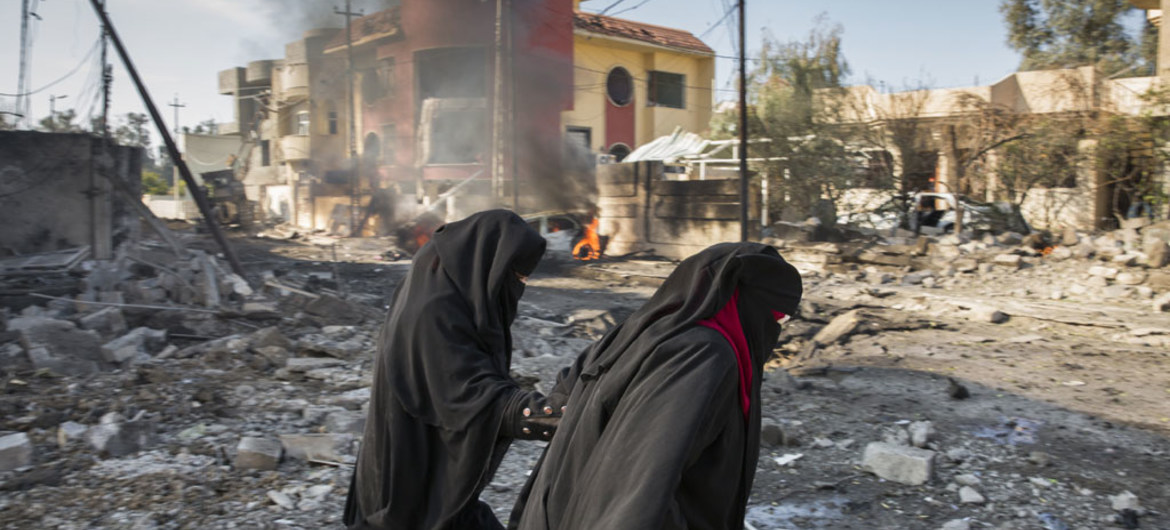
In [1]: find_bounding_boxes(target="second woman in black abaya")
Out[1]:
[509,242,803,530]
[345,210,561,530]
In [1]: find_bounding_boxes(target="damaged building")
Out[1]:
[214,0,715,232]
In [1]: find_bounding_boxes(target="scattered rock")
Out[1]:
[1027,451,1051,467]
[100,327,167,364]
[1088,266,1118,279]
[249,326,292,351]
[324,411,366,434]
[57,421,88,448]
[0,432,33,471]
[940,519,970,530]
[235,437,283,471]
[279,433,354,462]
[1153,292,1170,313]
[954,473,981,487]
[968,306,1009,324]
[862,442,935,485]
[285,357,349,373]
[958,486,986,504]
[1145,240,1169,268]
[908,421,935,448]
[1110,491,1141,513]
[85,412,155,458]
[77,307,128,339]
[267,489,295,510]
[12,317,104,375]
[813,310,863,346]
[304,294,364,325]
[993,254,1022,269]
[1048,246,1073,260]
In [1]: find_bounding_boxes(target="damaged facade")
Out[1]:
[214,0,715,232]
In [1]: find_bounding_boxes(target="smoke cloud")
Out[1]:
[257,0,402,38]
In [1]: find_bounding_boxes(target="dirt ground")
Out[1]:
[1,230,1168,529]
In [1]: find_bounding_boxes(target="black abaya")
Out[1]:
[509,242,803,530]
[344,210,554,530]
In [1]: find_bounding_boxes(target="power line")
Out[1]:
[0,39,101,98]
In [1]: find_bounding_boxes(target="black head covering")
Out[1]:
[509,242,803,530]
[386,209,546,429]
[346,210,546,529]
[581,242,802,380]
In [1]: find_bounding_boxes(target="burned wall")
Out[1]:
[598,161,760,259]
[0,132,143,257]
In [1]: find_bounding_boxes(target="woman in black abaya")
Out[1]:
[345,210,560,530]
[509,242,803,530]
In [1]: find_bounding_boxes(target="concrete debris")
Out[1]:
[862,442,935,485]
[13,316,104,375]
[967,305,1009,324]
[813,310,863,346]
[236,437,283,471]
[1088,266,1119,279]
[1154,292,1170,313]
[908,421,935,448]
[940,519,970,530]
[267,489,296,510]
[304,294,364,325]
[86,412,156,458]
[57,421,89,447]
[100,327,167,364]
[953,473,981,487]
[1110,490,1142,513]
[992,254,1022,269]
[0,432,34,471]
[279,433,354,462]
[78,307,128,339]
[324,411,366,434]
[958,486,986,504]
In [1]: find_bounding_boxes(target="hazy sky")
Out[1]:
[0,0,1147,132]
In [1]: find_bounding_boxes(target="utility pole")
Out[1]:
[738,0,749,242]
[335,1,362,236]
[169,94,187,198]
[98,0,111,139]
[491,0,510,202]
[17,0,38,128]
[49,94,68,130]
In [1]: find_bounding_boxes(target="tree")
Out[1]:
[141,170,170,195]
[1000,0,1146,76]
[734,19,858,222]
[38,109,84,133]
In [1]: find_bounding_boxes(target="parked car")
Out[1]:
[523,211,585,252]
[839,193,1030,235]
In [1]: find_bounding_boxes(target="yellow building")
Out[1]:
[565,0,715,160]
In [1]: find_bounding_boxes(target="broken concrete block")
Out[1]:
[902,270,934,286]
[1112,254,1140,267]
[1089,266,1119,279]
[279,433,354,462]
[862,442,935,485]
[249,326,292,351]
[235,437,283,471]
[325,411,366,434]
[222,273,254,298]
[296,335,364,359]
[78,307,128,339]
[996,232,1023,246]
[992,254,1022,269]
[958,486,986,504]
[952,259,978,273]
[285,357,348,372]
[242,300,281,319]
[57,421,89,448]
[1110,490,1142,512]
[14,317,104,374]
[908,421,934,448]
[1146,240,1169,268]
[1116,272,1147,286]
[194,254,222,308]
[0,432,33,471]
[941,519,971,530]
[304,294,363,325]
[1048,246,1073,261]
[813,310,862,346]
[85,412,155,458]
[100,327,167,364]
[1153,292,1170,313]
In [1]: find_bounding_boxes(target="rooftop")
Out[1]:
[574,12,714,55]
[324,8,402,52]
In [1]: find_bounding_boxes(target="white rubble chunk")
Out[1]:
[862,442,935,485]
[236,437,283,471]
[0,432,34,471]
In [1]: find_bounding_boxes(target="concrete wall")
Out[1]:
[598,161,758,259]
[0,132,143,257]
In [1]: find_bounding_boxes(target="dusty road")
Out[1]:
[1,232,1167,529]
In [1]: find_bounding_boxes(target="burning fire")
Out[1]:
[1041,246,1055,256]
[573,217,602,261]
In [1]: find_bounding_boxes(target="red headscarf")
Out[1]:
[697,289,786,419]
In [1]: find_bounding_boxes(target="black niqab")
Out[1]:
[345,210,546,530]
[509,242,802,530]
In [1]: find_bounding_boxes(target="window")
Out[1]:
[416,47,488,107]
[648,71,685,109]
[609,143,631,162]
[428,109,487,164]
[260,140,271,167]
[327,103,339,136]
[296,111,310,136]
[565,126,593,168]
[606,67,633,106]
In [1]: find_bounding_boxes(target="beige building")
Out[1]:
[828,64,1170,231]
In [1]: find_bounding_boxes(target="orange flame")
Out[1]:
[1041,246,1055,256]
[573,217,602,261]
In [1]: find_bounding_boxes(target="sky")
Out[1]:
[0,0,1148,134]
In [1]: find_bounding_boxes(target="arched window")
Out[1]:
[606,67,633,107]
[609,143,631,162]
